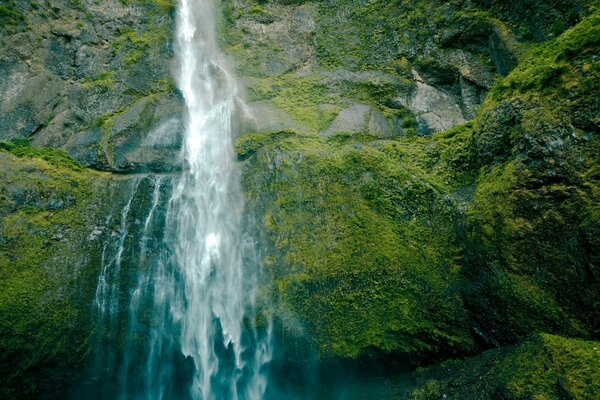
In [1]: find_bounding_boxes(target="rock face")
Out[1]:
[0,2,185,395]
[0,0,599,398]
[0,143,176,398]
[410,333,600,399]
[234,0,600,370]
[224,0,520,137]
[398,81,467,134]
[239,132,476,362]
[0,0,183,172]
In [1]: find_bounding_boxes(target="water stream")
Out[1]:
[88,0,271,398]
[169,0,272,397]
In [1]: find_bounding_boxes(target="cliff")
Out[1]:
[0,0,598,398]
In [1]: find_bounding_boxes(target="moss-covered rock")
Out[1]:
[1,0,599,396]
[0,0,182,172]
[223,0,511,137]
[409,333,600,399]
[0,141,164,399]
[236,8,600,366]
[463,10,600,345]
[239,131,476,361]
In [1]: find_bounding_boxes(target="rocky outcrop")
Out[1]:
[0,0,182,172]
[0,0,598,397]
[398,80,467,134]
[223,0,536,137]
[409,333,600,399]
[0,139,180,398]
[235,7,600,365]
[238,131,476,362]
[462,12,600,346]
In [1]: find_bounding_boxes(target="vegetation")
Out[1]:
[240,132,475,360]
[1,0,599,397]
[463,9,600,344]
[0,150,109,399]
[0,138,83,171]
[237,7,600,368]
[0,0,24,31]
[82,71,116,90]
[121,0,176,11]
[410,334,600,399]
[111,21,172,69]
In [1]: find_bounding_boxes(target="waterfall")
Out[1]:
[88,0,271,398]
[92,179,140,384]
[170,0,272,398]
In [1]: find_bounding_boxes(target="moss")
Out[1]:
[234,8,600,365]
[487,11,600,104]
[371,123,476,191]
[235,129,298,160]
[472,0,593,41]
[244,72,414,133]
[241,134,476,361]
[121,0,175,11]
[0,151,111,398]
[110,8,173,70]
[461,10,600,345]
[314,0,510,74]
[0,0,24,30]
[266,74,340,132]
[246,4,275,24]
[0,138,83,171]
[81,71,116,90]
[314,0,405,71]
[343,76,407,105]
[312,0,592,74]
[98,111,118,167]
[221,13,288,78]
[409,333,600,399]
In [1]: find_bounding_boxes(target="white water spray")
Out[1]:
[170,0,271,398]
[90,1,271,398]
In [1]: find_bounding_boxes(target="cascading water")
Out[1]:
[169,0,272,397]
[87,0,271,398]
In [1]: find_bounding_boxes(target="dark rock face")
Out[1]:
[0,0,599,398]
[410,333,600,399]
[0,0,183,172]
[234,1,600,373]
[0,149,169,398]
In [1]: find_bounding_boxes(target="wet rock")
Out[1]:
[242,100,311,133]
[322,103,372,136]
[368,109,394,137]
[398,81,466,134]
[0,0,181,172]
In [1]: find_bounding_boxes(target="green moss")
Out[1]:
[410,334,600,399]
[110,12,173,70]
[461,10,600,344]
[0,151,108,398]
[0,0,24,30]
[241,134,475,360]
[98,112,117,166]
[267,74,340,132]
[315,0,404,71]
[246,4,275,24]
[235,129,298,160]
[235,8,600,364]
[0,139,83,171]
[472,0,592,41]
[487,11,600,103]
[314,0,517,74]
[82,71,116,90]
[121,0,175,11]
